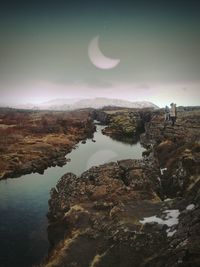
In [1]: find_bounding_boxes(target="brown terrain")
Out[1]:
[0,108,95,180]
[39,106,200,267]
[93,107,152,143]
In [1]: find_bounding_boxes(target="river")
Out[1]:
[0,124,145,267]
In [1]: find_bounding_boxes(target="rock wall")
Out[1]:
[91,109,111,125]
[42,159,165,267]
[39,107,200,267]
[141,108,200,145]
[141,108,200,198]
[93,108,153,141]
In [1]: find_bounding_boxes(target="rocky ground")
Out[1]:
[93,107,152,142]
[0,108,95,179]
[39,106,200,267]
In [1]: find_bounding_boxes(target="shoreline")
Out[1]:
[0,109,96,180]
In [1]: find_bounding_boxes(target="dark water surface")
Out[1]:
[0,125,145,267]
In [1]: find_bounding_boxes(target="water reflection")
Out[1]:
[107,135,140,145]
[0,124,145,267]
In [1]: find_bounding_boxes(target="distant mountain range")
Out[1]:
[2,98,159,110]
[39,98,159,110]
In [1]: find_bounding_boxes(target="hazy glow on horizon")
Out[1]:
[1,80,199,108]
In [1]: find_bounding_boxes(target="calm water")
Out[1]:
[0,124,145,267]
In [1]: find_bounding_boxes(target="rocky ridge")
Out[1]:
[40,107,200,267]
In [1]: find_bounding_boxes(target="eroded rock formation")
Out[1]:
[40,107,200,267]
[92,108,153,143]
[44,159,164,267]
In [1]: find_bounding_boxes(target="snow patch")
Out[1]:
[160,167,167,175]
[186,204,195,211]
[140,215,165,225]
[164,198,172,202]
[166,229,177,237]
[163,209,180,227]
[140,209,180,237]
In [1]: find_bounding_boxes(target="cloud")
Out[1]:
[85,78,113,89]
[51,76,113,90]
[137,84,151,90]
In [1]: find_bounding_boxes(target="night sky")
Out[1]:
[0,0,200,107]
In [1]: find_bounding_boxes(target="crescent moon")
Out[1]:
[88,35,120,69]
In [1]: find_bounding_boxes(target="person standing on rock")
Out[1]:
[165,105,170,121]
[170,103,177,126]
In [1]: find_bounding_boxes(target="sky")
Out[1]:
[0,0,200,107]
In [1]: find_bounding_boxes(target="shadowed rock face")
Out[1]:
[141,107,200,199]
[44,159,165,267]
[43,161,200,267]
[102,111,142,137]
[146,206,200,267]
[141,107,200,145]
[40,107,200,267]
[106,114,143,140]
[0,108,96,180]
[92,108,153,141]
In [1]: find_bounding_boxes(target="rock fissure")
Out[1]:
[41,107,200,267]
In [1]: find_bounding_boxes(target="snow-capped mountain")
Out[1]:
[70,98,158,109]
[1,98,159,110]
[37,97,159,110]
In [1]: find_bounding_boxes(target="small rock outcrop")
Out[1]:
[93,108,153,141]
